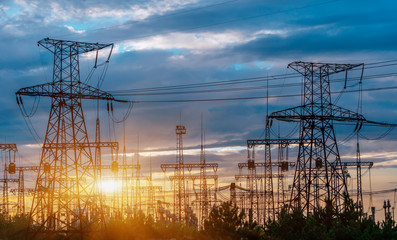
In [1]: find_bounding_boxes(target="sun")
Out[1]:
[98,179,122,193]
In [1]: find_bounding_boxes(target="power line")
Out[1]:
[109,60,397,94]
[111,72,397,96]
[109,73,299,93]
[127,85,397,103]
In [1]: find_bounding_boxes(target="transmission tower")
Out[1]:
[16,38,123,239]
[269,61,396,214]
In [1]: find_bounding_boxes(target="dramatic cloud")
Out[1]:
[116,28,287,54]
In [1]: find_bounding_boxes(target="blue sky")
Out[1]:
[1,0,397,217]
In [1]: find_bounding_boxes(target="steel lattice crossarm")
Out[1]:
[235,173,281,180]
[6,163,140,172]
[0,178,19,183]
[160,163,218,172]
[8,166,39,172]
[363,188,397,195]
[234,185,277,194]
[140,186,163,191]
[247,138,322,148]
[114,176,149,181]
[42,141,119,150]
[238,161,295,169]
[269,104,367,123]
[101,164,141,170]
[269,103,397,128]
[38,38,113,56]
[169,175,218,180]
[341,161,373,167]
[272,161,374,172]
[118,164,141,170]
[10,188,34,194]
[288,61,363,76]
[0,144,17,152]
[16,81,122,102]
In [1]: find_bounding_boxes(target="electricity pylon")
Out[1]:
[16,38,124,239]
[269,61,396,214]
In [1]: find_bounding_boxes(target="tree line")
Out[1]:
[1,197,396,239]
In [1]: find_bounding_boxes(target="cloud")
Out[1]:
[84,0,198,21]
[64,25,85,34]
[169,55,185,61]
[117,30,250,53]
[9,0,199,29]
[116,28,288,54]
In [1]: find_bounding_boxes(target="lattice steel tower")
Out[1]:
[199,117,209,227]
[263,117,275,221]
[175,124,187,222]
[269,62,364,214]
[16,38,116,239]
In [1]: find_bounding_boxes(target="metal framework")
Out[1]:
[175,125,187,222]
[161,124,218,227]
[238,138,297,223]
[341,160,373,211]
[16,38,118,239]
[0,144,18,214]
[269,61,396,215]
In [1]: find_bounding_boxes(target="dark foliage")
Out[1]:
[0,213,29,240]
[2,198,396,240]
[265,196,397,240]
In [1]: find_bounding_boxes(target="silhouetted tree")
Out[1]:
[204,201,246,239]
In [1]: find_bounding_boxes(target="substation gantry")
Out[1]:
[161,124,218,228]
[0,144,20,214]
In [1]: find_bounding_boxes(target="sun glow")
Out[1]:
[98,179,122,193]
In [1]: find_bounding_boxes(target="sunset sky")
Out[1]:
[0,0,396,218]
